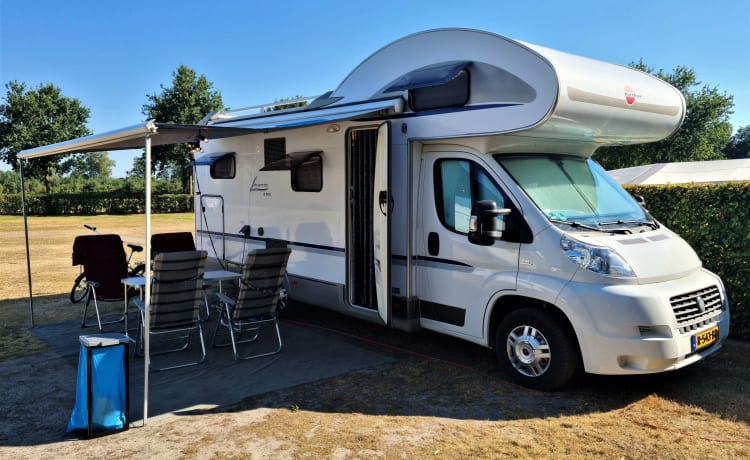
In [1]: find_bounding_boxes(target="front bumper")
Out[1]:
[557,269,730,375]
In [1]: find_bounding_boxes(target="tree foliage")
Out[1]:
[140,65,224,191]
[263,95,308,112]
[593,62,734,170]
[723,125,750,159]
[59,152,115,179]
[0,81,91,192]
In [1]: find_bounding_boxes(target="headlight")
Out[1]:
[560,234,635,278]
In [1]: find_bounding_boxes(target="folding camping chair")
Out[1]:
[151,232,218,318]
[72,234,130,332]
[212,248,291,360]
[135,250,208,371]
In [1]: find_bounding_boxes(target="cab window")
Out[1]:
[434,159,509,234]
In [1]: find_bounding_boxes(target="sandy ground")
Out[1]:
[2,315,750,459]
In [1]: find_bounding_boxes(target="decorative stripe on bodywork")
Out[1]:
[567,87,681,116]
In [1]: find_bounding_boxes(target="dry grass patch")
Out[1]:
[0,214,194,360]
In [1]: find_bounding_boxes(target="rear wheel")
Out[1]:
[70,272,89,303]
[496,308,578,391]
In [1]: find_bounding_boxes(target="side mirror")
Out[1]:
[634,194,646,206]
[468,200,511,246]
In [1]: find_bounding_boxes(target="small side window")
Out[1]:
[210,154,235,179]
[292,154,322,192]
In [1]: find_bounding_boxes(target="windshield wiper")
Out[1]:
[598,220,659,230]
[548,219,629,234]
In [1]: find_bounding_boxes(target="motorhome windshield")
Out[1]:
[496,155,651,229]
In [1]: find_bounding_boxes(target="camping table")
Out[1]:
[120,270,241,329]
[121,276,147,341]
[202,270,242,318]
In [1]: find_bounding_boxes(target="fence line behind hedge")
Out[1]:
[0,192,193,215]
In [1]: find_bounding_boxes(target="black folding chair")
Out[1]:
[72,234,130,332]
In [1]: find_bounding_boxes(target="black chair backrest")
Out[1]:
[151,232,196,258]
[149,250,207,330]
[234,248,291,321]
[72,234,128,299]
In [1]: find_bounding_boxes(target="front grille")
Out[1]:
[670,285,723,334]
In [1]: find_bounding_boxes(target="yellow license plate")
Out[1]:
[691,326,719,352]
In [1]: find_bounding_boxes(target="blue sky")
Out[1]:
[2,0,749,177]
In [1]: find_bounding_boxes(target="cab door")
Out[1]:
[416,150,521,340]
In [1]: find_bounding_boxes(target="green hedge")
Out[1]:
[0,193,192,215]
[626,182,750,340]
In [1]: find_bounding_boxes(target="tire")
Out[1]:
[495,308,578,391]
[70,272,89,304]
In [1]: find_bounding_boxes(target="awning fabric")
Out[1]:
[18,97,403,160]
[18,121,256,159]
[260,151,322,171]
[384,61,470,92]
[210,98,403,130]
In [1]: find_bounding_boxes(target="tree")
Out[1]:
[723,125,750,159]
[264,95,308,112]
[141,65,224,192]
[0,81,91,192]
[59,152,115,179]
[593,62,734,170]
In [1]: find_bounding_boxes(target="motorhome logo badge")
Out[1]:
[624,85,638,105]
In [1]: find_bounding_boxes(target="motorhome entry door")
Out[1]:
[347,123,391,325]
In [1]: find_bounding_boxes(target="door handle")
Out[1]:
[378,191,393,215]
[428,232,439,256]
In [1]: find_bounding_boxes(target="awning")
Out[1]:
[384,61,470,92]
[260,151,322,171]
[18,120,257,159]
[211,97,404,130]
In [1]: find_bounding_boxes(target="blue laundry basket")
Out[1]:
[67,333,130,438]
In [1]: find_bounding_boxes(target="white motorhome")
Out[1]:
[18,28,726,391]
[188,29,729,389]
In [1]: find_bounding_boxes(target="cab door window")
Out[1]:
[434,159,509,235]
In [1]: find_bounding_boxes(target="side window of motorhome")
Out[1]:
[435,159,507,234]
[291,153,323,192]
[210,154,235,179]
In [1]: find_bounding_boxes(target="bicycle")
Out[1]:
[70,224,146,303]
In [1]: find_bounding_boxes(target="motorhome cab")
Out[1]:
[191,29,730,389]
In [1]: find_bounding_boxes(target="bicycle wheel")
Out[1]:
[70,272,89,303]
[128,263,146,278]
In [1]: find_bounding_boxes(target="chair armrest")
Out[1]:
[216,292,236,306]
[84,280,100,288]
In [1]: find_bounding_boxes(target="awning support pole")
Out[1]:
[143,134,152,425]
[19,160,34,327]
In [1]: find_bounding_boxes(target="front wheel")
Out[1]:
[128,263,145,278]
[496,308,578,391]
[70,272,89,303]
